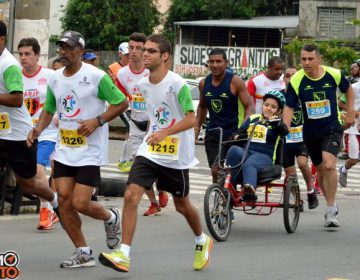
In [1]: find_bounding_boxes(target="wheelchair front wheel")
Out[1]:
[283,177,300,233]
[204,183,231,242]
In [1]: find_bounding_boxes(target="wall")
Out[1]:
[299,0,360,38]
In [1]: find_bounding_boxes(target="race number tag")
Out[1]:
[305,100,331,119]
[248,124,267,143]
[59,129,88,149]
[286,125,303,143]
[147,135,179,160]
[132,94,146,112]
[0,112,11,135]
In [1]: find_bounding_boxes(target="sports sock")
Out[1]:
[120,244,131,258]
[195,232,206,244]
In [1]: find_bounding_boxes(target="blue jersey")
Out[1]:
[203,71,243,139]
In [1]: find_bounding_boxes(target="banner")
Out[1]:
[174,44,280,78]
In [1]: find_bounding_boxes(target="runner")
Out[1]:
[283,44,355,228]
[27,31,129,268]
[196,48,254,183]
[247,56,285,114]
[108,42,129,82]
[0,21,60,227]
[338,80,360,188]
[281,66,319,210]
[99,34,213,272]
[116,32,168,216]
[18,37,60,230]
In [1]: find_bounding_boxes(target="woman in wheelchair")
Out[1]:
[225,90,289,202]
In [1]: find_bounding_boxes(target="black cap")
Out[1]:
[0,21,7,37]
[56,31,85,48]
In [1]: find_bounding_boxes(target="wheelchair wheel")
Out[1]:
[283,177,300,233]
[204,183,231,242]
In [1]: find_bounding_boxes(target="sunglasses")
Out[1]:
[143,48,161,54]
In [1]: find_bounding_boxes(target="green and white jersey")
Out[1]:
[0,48,32,140]
[44,62,126,166]
[137,71,199,169]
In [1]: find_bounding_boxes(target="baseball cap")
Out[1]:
[118,42,129,54]
[56,31,85,48]
[83,52,97,60]
[0,21,7,37]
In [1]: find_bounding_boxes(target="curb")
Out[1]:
[99,177,127,197]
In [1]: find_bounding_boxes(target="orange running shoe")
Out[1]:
[51,211,59,224]
[37,207,53,230]
[143,203,161,216]
[158,191,169,208]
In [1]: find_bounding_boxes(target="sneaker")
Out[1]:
[51,211,59,224]
[193,234,213,270]
[98,250,130,272]
[104,208,121,249]
[338,167,347,188]
[307,190,319,210]
[60,249,95,268]
[242,184,257,202]
[118,160,132,173]
[158,191,169,208]
[324,211,340,228]
[37,207,53,230]
[143,203,161,216]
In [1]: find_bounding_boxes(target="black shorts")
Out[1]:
[127,156,189,197]
[282,142,308,168]
[204,131,231,168]
[53,160,100,187]
[0,139,37,178]
[304,127,343,166]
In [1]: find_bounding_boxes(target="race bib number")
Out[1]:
[248,124,267,143]
[59,129,88,149]
[0,112,11,135]
[286,125,303,143]
[305,100,331,119]
[132,95,146,112]
[147,135,179,160]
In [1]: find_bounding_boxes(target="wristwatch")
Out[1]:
[96,115,106,126]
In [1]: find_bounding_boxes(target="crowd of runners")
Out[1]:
[0,18,359,273]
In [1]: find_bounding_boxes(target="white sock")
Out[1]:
[341,166,348,174]
[50,192,58,209]
[307,188,315,194]
[326,205,336,213]
[195,232,206,244]
[40,201,51,209]
[106,209,116,224]
[77,247,91,255]
[120,244,131,258]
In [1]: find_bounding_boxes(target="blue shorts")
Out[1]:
[37,140,56,167]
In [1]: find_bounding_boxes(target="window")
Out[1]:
[318,8,356,39]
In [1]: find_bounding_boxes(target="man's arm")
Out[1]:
[232,76,254,122]
[282,106,294,130]
[344,85,355,129]
[0,92,23,107]
[195,78,208,139]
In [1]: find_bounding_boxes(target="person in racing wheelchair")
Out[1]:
[225,90,289,202]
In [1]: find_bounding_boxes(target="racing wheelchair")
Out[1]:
[203,119,301,242]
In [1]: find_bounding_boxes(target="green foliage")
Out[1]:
[163,0,263,40]
[61,0,160,51]
[284,37,359,73]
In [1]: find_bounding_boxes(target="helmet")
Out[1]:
[263,90,286,109]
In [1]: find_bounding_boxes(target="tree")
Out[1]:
[61,0,160,50]
[163,0,263,40]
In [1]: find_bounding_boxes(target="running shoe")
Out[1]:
[118,160,132,173]
[104,208,121,249]
[98,250,130,272]
[193,234,213,270]
[51,211,59,224]
[37,207,53,230]
[324,210,340,228]
[307,189,319,210]
[60,249,95,268]
[242,184,257,202]
[338,166,347,188]
[143,203,161,216]
[158,191,169,208]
